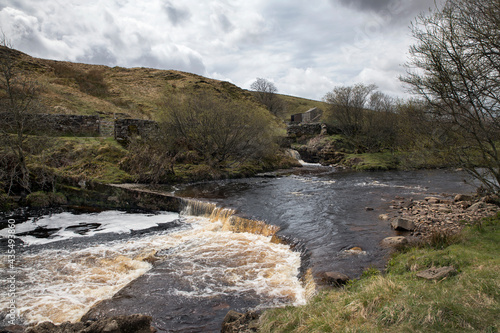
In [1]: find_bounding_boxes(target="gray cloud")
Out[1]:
[163,2,190,26]
[77,45,117,66]
[0,0,432,100]
[331,0,438,27]
[336,0,393,12]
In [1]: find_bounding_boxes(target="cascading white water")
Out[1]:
[0,204,306,327]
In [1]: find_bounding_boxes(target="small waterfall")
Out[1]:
[180,198,317,299]
[180,199,280,238]
[285,148,322,167]
[285,148,302,161]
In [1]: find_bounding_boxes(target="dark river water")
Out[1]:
[170,167,475,278]
[0,167,475,332]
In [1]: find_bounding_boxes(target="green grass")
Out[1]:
[259,214,500,333]
[278,94,329,121]
[344,152,400,171]
[29,136,134,184]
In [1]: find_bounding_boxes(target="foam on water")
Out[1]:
[0,210,305,326]
[0,211,180,245]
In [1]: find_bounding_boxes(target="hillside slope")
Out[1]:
[1,46,325,120]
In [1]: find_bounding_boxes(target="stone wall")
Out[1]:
[0,113,100,136]
[114,118,159,144]
[287,123,324,137]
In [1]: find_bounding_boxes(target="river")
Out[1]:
[0,167,475,332]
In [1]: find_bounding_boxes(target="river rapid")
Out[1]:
[0,167,475,332]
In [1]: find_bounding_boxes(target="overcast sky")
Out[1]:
[0,0,437,100]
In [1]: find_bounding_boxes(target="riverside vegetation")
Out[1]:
[0,44,456,211]
[258,214,500,333]
[1,0,500,330]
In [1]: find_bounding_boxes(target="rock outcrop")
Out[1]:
[221,310,260,333]
[416,266,456,280]
[24,314,155,333]
[319,272,350,287]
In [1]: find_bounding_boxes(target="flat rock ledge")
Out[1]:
[416,266,457,280]
[383,194,499,238]
[21,314,155,333]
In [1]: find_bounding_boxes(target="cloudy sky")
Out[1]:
[0,0,437,100]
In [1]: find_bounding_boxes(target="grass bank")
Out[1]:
[259,214,500,332]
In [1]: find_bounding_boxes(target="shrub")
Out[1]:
[26,191,51,207]
[26,191,67,208]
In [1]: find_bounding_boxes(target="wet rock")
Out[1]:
[425,197,441,204]
[416,266,456,280]
[320,272,350,287]
[0,325,25,333]
[454,194,473,202]
[342,247,366,255]
[25,314,155,333]
[390,217,415,231]
[468,202,485,212]
[381,236,408,247]
[221,310,260,333]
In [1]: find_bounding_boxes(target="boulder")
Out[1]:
[320,272,350,287]
[221,310,260,333]
[25,314,155,333]
[468,202,485,212]
[378,214,390,220]
[381,236,408,247]
[390,218,415,231]
[416,266,456,280]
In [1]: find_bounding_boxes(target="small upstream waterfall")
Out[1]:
[285,148,323,167]
[0,201,308,329]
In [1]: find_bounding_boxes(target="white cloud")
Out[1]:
[0,0,433,100]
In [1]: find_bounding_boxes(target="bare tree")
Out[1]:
[250,78,284,117]
[323,83,377,142]
[0,37,44,194]
[401,0,500,192]
[159,92,279,167]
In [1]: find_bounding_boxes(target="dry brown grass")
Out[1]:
[2,46,325,121]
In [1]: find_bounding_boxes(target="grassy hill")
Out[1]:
[1,46,325,121]
[278,94,329,121]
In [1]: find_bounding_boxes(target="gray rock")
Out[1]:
[381,236,408,247]
[221,310,260,333]
[390,217,415,231]
[25,314,155,333]
[416,266,456,280]
[468,202,485,211]
[425,197,441,204]
[320,272,350,287]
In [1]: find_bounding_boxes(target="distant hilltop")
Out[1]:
[0,45,327,121]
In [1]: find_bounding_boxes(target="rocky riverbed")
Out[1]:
[381,193,499,239]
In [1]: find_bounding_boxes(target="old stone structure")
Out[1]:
[290,107,323,124]
[114,118,159,144]
[0,113,100,136]
[0,110,163,142]
[287,123,324,137]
